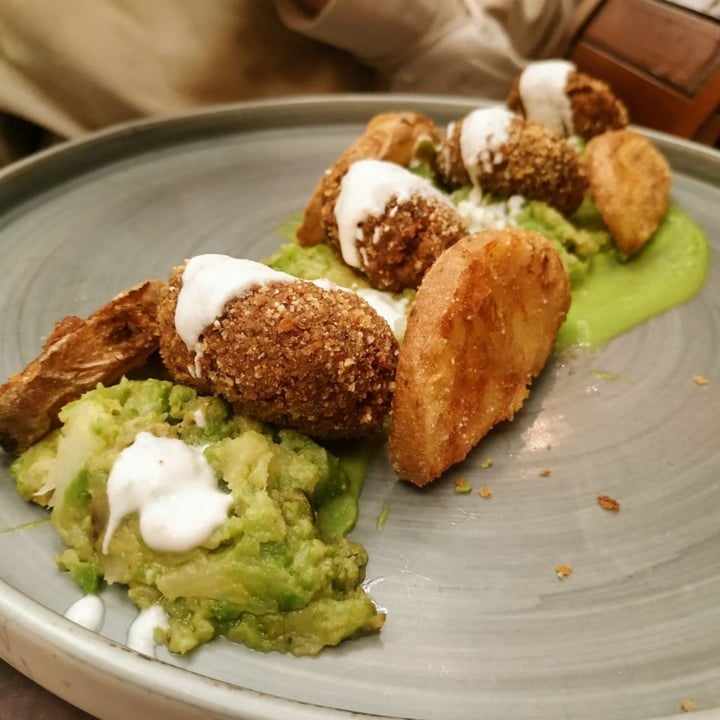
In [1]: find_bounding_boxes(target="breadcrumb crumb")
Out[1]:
[539,469,551,477]
[376,502,391,530]
[555,564,573,580]
[478,486,493,499]
[454,478,472,494]
[681,699,696,712]
[597,494,621,512]
[693,375,709,386]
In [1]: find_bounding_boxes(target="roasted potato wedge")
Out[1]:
[0,280,163,455]
[390,229,571,486]
[583,129,671,256]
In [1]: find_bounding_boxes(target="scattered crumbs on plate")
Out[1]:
[478,486,493,499]
[539,469,551,478]
[480,458,494,469]
[375,502,391,530]
[692,375,709,386]
[555,564,573,580]
[591,368,623,381]
[454,478,472,494]
[681,699,696,712]
[597,494,621,512]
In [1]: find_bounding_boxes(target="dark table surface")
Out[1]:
[1,658,95,719]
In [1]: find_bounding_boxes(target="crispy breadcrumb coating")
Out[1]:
[298,112,441,247]
[321,188,467,292]
[507,70,629,139]
[437,115,587,216]
[158,266,398,439]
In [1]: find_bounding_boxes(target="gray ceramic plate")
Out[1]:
[1,96,719,720]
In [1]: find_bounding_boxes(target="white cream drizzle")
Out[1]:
[102,432,232,555]
[457,187,526,232]
[174,254,296,372]
[459,107,514,188]
[518,59,576,136]
[64,595,105,632]
[311,278,409,339]
[127,605,170,657]
[333,159,454,269]
[174,252,407,370]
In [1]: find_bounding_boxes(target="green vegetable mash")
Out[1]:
[12,379,383,655]
[270,195,709,352]
[9,162,710,663]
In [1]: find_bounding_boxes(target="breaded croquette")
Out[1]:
[298,112,442,247]
[390,229,571,487]
[321,159,467,292]
[436,107,587,216]
[507,59,629,139]
[583,129,671,256]
[0,280,163,454]
[158,255,398,440]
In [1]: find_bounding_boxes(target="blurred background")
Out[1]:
[0,0,717,170]
[568,0,719,146]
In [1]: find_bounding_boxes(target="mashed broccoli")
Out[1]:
[269,193,707,352]
[515,197,612,286]
[11,378,384,656]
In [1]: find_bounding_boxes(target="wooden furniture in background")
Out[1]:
[568,0,720,146]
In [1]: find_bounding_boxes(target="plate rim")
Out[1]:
[1,93,719,720]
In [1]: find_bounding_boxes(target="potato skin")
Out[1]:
[390,229,571,486]
[0,280,162,455]
[158,267,398,439]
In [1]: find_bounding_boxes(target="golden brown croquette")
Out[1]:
[507,69,629,139]
[158,263,398,439]
[320,182,467,292]
[436,112,587,216]
[298,112,442,247]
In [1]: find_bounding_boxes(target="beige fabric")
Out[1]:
[0,0,584,164]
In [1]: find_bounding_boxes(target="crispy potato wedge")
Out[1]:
[583,129,671,256]
[0,280,163,455]
[296,112,441,246]
[390,229,571,486]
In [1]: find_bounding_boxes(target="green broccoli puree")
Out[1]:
[273,195,709,352]
[11,378,384,656]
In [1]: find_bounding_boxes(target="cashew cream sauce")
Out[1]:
[518,59,575,136]
[174,254,296,375]
[102,431,232,554]
[64,594,105,631]
[334,159,454,269]
[127,605,170,656]
[459,107,513,183]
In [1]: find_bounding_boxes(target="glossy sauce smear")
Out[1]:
[555,204,709,350]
